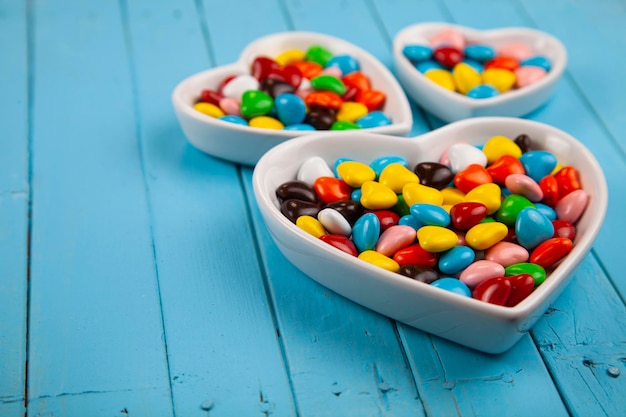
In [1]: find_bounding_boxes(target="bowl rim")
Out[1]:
[392,22,568,109]
[172,30,413,137]
[253,117,607,321]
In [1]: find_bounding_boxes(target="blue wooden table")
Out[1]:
[2,0,625,416]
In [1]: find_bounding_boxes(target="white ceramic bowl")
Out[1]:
[172,31,413,166]
[253,117,606,354]
[392,23,567,123]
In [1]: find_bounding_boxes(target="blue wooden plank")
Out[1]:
[122,0,297,415]
[0,1,28,416]
[27,1,173,415]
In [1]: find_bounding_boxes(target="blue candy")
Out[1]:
[220,115,248,126]
[369,156,409,177]
[402,44,433,62]
[284,123,315,131]
[467,84,499,99]
[535,202,557,221]
[356,111,391,129]
[519,150,558,183]
[352,212,380,253]
[464,44,496,62]
[275,93,306,126]
[398,214,424,231]
[326,54,359,75]
[521,55,552,72]
[439,246,475,275]
[415,60,445,73]
[515,207,555,250]
[410,203,451,227]
[431,278,471,297]
[462,58,484,74]
[350,188,362,204]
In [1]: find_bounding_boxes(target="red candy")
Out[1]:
[313,177,352,204]
[554,166,582,198]
[473,277,511,306]
[199,89,223,106]
[454,164,493,193]
[320,234,358,256]
[486,155,525,185]
[393,244,438,268]
[252,56,281,81]
[433,46,464,68]
[505,274,536,307]
[529,237,573,268]
[552,220,576,240]
[450,202,488,230]
[368,210,400,232]
[539,175,559,207]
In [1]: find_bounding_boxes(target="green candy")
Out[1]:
[305,45,334,67]
[495,194,535,227]
[241,90,273,118]
[392,194,411,217]
[330,120,360,131]
[479,216,496,223]
[311,74,347,95]
[505,263,546,286]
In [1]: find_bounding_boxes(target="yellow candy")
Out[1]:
[378,163,419,193]
[464,183,502,214]
[358,250,400,272]
[360,181,398,210]
[249,116,284,130]
[193,102,225,118]
[482,68,516,93]
[442,204,453,213]
[452,62,481,94]
[417,226,458,252]
[424,69,456,91]
[482,135,522,164]
[441,187,465,205]
[402,183,443,206]
[336,102,369,123]
[337,161,376,187]
[551,163,563,176]
[296,215,326,238]
[465,222,508,250]
[275,49,306,66]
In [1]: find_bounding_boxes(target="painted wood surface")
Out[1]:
[1,0,625,416]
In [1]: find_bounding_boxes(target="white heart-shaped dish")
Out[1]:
[252,117,606,354]
[172,31,413,166]
[392,23,567,123]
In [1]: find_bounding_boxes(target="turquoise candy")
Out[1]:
[326,54,359,75]
[351,188,362,204]
[352,212,381,253]
[431,277,471,297]
[284,123,315,131]
[462,59,484,74]
[519,150,558,183]
[416,60,445,73]
[219,115,248,125]
[402,45,433,62]
[369,156,409,177]
[439,246,475,275]
[356,111,391,129]
[275,93,306,126]
[467,84,499,99]
[464,44,496,62]
[410,203,451,227]
[521,56,552,72]
[515,207,555,250]
[535,202,557,221]
[398,214,423,231]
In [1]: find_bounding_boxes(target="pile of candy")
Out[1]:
[194,45,392,131]
[275,134,588,307]
[402,28,552,99]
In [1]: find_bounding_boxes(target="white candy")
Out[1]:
[317,208,352,236]
[447,143,488,173]
[297,156,335,185]
[221,75,259,99]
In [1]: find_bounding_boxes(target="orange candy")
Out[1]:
[342,71,371,94]
[292,61,323,79]
[305,91,343,110]
[356,90,386,111]
[484,56,520,72]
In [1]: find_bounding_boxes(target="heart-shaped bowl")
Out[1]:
[172,31,413,166]
[253,117,606,353]
[392,22,567,123]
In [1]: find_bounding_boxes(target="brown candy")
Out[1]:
[280,199,320,223]
[414,162,454,190]
[276,181,319,204]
